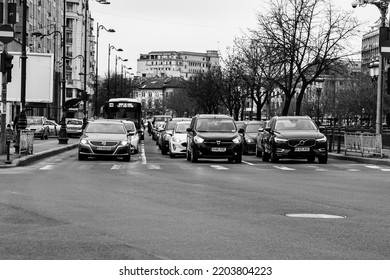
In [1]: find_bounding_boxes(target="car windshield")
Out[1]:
[245,124,262,133]
[27,117,43,125]
[196,119,236,132]
[175,122,190,133]
[85,123,126,134]
[67,119,82,125]
[275,119,317,130]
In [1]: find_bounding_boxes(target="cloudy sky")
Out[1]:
[89,0,381,76]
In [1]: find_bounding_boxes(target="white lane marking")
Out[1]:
[210,165,229,170]
[381,168,390,172]
[242,161,254,166]
[366,165,381,169]
[141,143,147,164]
[39,165,55,170]
[274,166,295,171]
[315,168,327,172]
[147,164,161,170]
[111,165,121,169]
[347,169,360,172]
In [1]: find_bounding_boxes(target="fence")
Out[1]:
[344,133,382,157]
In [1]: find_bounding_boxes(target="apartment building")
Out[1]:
[137,50,220,80]
[1,0,94,122]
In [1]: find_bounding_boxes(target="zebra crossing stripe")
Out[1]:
[274,166,295,171]
[210,165,229,170]
[39,165,55,170]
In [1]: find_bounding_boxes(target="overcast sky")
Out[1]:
[89,0,381,76]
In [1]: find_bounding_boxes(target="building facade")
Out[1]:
[137,50,220,80]
[1,0,95,123]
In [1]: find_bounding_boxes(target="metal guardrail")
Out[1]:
[344,133,382,158]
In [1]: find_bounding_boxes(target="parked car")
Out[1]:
[122,120,140,154]
[26,116,49,140]
[186,114,244,163]
[66,118,83,137]
[78,119,131,161]
[159,117,191,155]
[255,120,269,157]
[242,121,265,155]
[261,116,328,163]
[45,119,61,136]
[168,121,191,158]
[152,121,165,141]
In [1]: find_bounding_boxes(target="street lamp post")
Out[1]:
[114,56,128,97]
[95,23,115,117]
[107,44,123,101]
[315,78,324,125]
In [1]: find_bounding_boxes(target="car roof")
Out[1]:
[196,114,232,119]
[274,116,311,120]
[89,119,126,125]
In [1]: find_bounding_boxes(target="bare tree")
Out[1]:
[253,0,362,115]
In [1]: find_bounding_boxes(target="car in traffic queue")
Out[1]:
[66,118,83,137]
[186,114,244,163]
[151,121,165,141]
[45,119,61,136]
[78,119,131,161]
[261,116,328,163]
[122,120,140,154]
[255,120,269,157]
[168,121,191,158]
[241,121,265,155]
[159,117,191,155]
[26,116,50,140]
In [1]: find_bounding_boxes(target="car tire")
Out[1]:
[190,148,198,163]
[256,145,262,157]
[307,156,315,163]
[123,154,131,162]
[78,153,86,161]
[318,154,328,164]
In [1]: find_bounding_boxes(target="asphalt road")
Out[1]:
[0,136,389,259]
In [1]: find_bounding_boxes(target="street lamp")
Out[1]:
[114,56,128,97]
[368,58,380,82]
[108,44,123,100]
[122,66,132,96]
[95,23,115,117]
[315,78,324,125]
[353,0,387,135]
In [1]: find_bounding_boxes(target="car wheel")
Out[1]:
[78,153,86,161]
[318,154,328,164]
[262,150,270,162]
[122,154,131,162]
[190,148,198,163]
[256,145,262,157]
[307,156,315,163]
[235,153,242,163]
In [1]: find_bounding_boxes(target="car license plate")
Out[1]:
[295,147,310,152]
[211,147,226,152]
[96,146,112,151]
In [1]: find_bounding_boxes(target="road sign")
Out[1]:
[0,24,15,44]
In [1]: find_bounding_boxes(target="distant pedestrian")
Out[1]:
[147,121,152,136]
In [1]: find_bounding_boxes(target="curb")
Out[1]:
[1,143,78,168]
[328,153,390,166]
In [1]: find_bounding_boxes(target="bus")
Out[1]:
[102,98,142,129]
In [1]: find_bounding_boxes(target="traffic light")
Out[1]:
[1,51,13,82]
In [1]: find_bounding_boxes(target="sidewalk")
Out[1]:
[1,137,390,167]
[0,137,79,168]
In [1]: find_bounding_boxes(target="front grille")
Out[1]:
[90,141,118,146]
[203,140,232,148]
[288,139,315,147]
[91,149,114,155]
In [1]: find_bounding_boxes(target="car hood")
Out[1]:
[275,130,324,139]
[83,133,128,141]
[197,132,239,140]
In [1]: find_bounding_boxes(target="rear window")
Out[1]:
[86,123,126,134]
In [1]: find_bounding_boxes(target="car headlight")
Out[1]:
[232,136,242,144]
[194,136,204,144]
[245,136,254,143]
[275,137,288,143]
[80,139,88,145]
[316,136,327,143]
[121,140,129,146]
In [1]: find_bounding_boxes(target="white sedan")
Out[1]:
[168,121,191,158]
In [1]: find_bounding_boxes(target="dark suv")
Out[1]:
[186,114,244,163]
[262,116,328,163]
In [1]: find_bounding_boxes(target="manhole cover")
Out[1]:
[286,213,346,219]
